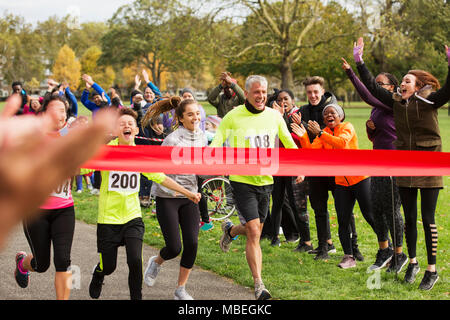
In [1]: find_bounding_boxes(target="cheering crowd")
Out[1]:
[2,38,449,300]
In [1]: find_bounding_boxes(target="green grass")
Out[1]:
[2,100,449,299]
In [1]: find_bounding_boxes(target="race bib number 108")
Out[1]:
[108,171,140,193]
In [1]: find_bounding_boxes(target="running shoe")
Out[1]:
[386,252,408,274]
[270,237,281,247]
[418,270,439,291]
[200,220,214,231]
[255,282,271,300]
[14,252,29,288]
[313,246,330,260]
[89,265,104,299]
[368,248,393,271]
[144,256,161,287]
[352,247,365,261]
[174,286,194,300]
[219,219,235,252]
[404,262,420,284]
[293,242,314,253]
[338,255,356,269]
[309,243,336,254]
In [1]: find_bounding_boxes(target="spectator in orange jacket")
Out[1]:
[291,103,383,270]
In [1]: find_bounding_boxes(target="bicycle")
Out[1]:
[200,176,236,221]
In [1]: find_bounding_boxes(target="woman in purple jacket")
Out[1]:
[341,58,406,274]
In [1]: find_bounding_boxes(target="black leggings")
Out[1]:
[398,187,440,265]
[23,206,75,273]
[95,218,145,300]
[271,176,310,242]
[334,178,379,255]
[197,176,210,223]
[371,176,404,247]
[156,197,200,269]
[308,177,359,248]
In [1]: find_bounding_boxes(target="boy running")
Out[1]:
[87,108,201,300]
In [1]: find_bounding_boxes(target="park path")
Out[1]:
[0,220,254,300]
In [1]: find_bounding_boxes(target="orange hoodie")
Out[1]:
[292,122,368,186]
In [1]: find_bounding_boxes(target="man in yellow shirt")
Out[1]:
[210,75,302,300]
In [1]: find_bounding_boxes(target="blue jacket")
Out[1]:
[61,87,78,117]
[81,83,111,113]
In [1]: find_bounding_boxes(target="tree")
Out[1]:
[52,45,81,88]
[217,0,360,91]
[79,46,115,90]
[0,13,44,84]
[99,0,215,88]
[352,0,449,82]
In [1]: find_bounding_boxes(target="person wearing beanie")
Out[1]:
[207,71,245,118]
[291,103,384,270]
[293,76,363,262]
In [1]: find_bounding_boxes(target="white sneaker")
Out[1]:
[174,286,194,300]
[144,256,161,287]
[255,281,271,300]
[90,188,100,195]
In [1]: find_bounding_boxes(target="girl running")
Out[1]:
[142,97,207,300]
[14,95,75,300]
[354,38,450,290]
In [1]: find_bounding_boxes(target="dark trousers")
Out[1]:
[197,176,210,223]
[334,178,378,255]
[371,176,403,247]
[399,187,440,265]
[271,176,310,243]
[95,218,145,300]
[308,177,335,247]
[23,206,75,273]
[156,197,200,269]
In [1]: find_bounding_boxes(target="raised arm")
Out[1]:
[353,38,395,108]
[143,69,162,98]
[342,58,393,113]
[65,86,78,118]
[427,45,450,108]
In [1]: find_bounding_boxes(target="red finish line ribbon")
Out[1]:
[82,145,450,177]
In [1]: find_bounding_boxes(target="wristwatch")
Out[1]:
[318,130,324,137]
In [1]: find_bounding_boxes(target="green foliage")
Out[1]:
[79,46,115,90]
[99,0,215,88]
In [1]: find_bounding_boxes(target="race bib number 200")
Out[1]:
[108,171,139,193]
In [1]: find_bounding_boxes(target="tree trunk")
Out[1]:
[280,60,294,91]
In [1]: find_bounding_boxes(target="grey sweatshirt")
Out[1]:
[151,126,207,198]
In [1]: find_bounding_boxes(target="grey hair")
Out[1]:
[245,75,268,91]
[323,103,345,121]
